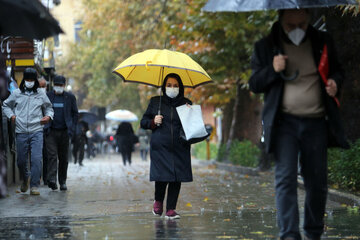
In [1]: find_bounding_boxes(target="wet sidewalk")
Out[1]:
[0,152,359,239]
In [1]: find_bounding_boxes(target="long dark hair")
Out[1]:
[19,68,39,93]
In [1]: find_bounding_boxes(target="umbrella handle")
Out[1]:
[280,70,299,81]
[156,109,161,127]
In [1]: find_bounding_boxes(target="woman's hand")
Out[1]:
[154,115,163,125]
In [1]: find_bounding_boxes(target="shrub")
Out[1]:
[328,139,360,192]
[192,141,218,160]
[228,139,260,167]
[216,144,227,162]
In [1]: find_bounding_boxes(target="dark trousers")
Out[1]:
[46,129,69,185]
[73,136,85,165]
[140,149,148,161]
[155,182,181,211]
[273,113,328,240]
[121,150,132,166]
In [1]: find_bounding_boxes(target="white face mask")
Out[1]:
[165,87,179,98]
[38,88,46,94]
[54,86,64,94]
[25,81,35,89]
[287,28,306,46]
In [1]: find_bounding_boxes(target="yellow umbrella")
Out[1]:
[112,49,212,88]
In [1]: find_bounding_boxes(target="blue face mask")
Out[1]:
[25,81,35,89]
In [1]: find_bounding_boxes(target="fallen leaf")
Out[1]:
[141,190,145,194]
[250,231,264,235]
[223,219,231,222]
[203,197,209,202]
[186,203,192,207]
[244,174,249,179]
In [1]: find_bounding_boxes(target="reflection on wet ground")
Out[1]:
[0,154,359,239]
[0,210,359,239]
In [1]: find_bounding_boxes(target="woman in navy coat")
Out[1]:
[140,73,192,219]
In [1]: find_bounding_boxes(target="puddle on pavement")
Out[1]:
[0,209,359,239]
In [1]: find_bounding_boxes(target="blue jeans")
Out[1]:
[273,113,328,240]
[16,131,43,188]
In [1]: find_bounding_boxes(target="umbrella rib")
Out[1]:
[126,65,137,80]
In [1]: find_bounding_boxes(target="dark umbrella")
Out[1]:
[0,0,63,40]
[202,0,357,12]
[79,110,98,125]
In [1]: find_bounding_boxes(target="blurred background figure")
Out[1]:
[38,77,49,185]
[72,120,88,166]
[115,122,136,166]
[138,127,150,161]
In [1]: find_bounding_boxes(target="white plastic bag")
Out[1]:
[176,104,208,141]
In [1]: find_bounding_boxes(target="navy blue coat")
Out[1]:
[249,22,348,153]
[45,91,78,137]
[141,81,192,182]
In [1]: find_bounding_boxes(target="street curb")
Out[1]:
[200,160,360,206]
[297,178,360,206]
[212,161,259,176]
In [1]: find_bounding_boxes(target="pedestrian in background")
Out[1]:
[249,9,348,240]
[38,77,49,185]
[115,122,135,166]
[138,128,150,161]
[45,75,78,191]
[140,73,192,219]
[3,67,53,195]
[72,120,88,166]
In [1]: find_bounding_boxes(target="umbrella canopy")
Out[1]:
[202,0,357,12]
[78,110,98,125]
[105,110,138,122]
[0,0,63,40]
[112,49,212,88]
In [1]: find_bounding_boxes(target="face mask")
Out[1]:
[38,88,46,94]
[54,86,64,94]
[287,28,305,46]
[166,87,179,98]
[25,81,35,89]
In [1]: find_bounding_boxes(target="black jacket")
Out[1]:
[45,91,79,137]
[249,22,348,153]
[115,122,135,153]
[141,81,193,182]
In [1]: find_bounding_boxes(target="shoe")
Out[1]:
[152,200,163,216]
[60,183,67,191]
[48,181,58,190]
[30,187,40,195]
[165,209,180,219]
[20,177,30,192]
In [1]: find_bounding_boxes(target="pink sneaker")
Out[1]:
[165,209,180,219]
[152,200,163,216]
